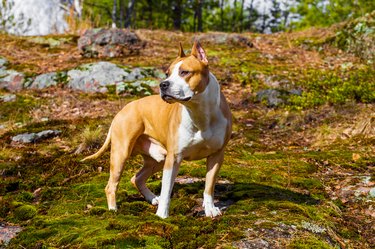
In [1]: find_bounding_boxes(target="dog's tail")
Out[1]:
[81,125,112,162]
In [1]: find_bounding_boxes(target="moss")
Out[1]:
[288,235,334,249]
[14,205,37,221]
[89,206,108,216]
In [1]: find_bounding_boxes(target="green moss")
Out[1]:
[288,235,334,249]
[14,205,37,221]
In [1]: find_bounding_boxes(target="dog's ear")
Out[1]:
[191,41,208,65]
[178,42,186,58]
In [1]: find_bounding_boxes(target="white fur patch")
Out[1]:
[203,192,221,217]
[166,61,194,99]
[148,142,166,162]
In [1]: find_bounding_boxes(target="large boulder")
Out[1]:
[78,28,146,58]
[66,62,162,94]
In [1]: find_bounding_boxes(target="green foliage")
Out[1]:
[292,0,375,29]
[14,205,37,221]
[335,10,375,63]
[288,68,375,110]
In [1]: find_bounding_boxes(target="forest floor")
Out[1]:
[0,27,374,249]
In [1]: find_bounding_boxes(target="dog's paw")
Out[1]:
[108,206,118,212]
[156,206,169,219]
[151,196,159,206]
[203,193,222,218]
[203,203,222,218]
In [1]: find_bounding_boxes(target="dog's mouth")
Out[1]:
[161,94,192,103]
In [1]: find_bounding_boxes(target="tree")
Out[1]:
[124,0,136,28]
[269,0,282,32]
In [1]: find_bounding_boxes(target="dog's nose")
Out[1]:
[160,81,170,91]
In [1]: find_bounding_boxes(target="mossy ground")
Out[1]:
[1,27,374,248]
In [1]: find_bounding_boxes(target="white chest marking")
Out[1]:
[177,105,227,160]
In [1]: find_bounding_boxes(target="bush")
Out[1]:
[287,69,374,110]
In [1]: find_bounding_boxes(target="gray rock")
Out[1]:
[256,89,284,107]
[78,28,146,58]
[369,187,375,198]
[0,69,25,91]
[0,57,8,68]
[256,88,302,107]
[289,88,302,96]
[12,130,61,143]
[67,62,130,92]
[0,94,16,102]
[12,133,38,143]
[30,72,58,89]
[233,238,270,249]
[67,62,161,93]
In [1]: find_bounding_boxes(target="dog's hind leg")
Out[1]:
[131,155,164,205]
[105,115,143,211]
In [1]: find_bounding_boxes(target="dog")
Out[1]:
[82,41,232,218]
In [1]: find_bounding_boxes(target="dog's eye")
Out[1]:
[179,70,190,77]
[165,72,169,78]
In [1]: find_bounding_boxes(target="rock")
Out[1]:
[255,88,302,107]
[67,62,129,92]
[233,238,270,249]
[256,89,284,107]
[369,188,375,198]
[30,72,58,89]
[0,94,16,102]
[67,62,162,93]
[36,130,62,140]
[0,223,22,247]
[78,28,146,58]
[194,33,253,47]
[12,130,61,143]
[0,69,25,91]
[12,133,38,143]
[0,57,8,68]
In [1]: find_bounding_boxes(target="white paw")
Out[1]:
[203,193,222,218]
[156,206,169,219]
[151,196,159,206]
[203,203,222,218]
[108,206,118,212]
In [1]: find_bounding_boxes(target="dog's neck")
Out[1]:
[182,73,221,131]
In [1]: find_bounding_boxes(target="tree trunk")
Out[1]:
[196,0,203,32]
[232,0,237,32]
[147,0,153,28]
[173,0,182,30]
[119,0,124,28]
[260,6,267,33]
[124,0,136,28]
[112,0,117,28]
[248,0,254,31]
[220,0,224,31]
[239,0,244,32]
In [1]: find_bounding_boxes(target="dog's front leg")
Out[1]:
[156,154,181,218]
[204,149,224,217]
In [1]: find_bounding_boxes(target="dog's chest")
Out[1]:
[177,108,227,160]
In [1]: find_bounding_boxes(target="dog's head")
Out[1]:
[160,41,209,103]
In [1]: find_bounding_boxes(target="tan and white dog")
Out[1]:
[82,41,232,218]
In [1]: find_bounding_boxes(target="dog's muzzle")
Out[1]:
[159,80,192,103]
